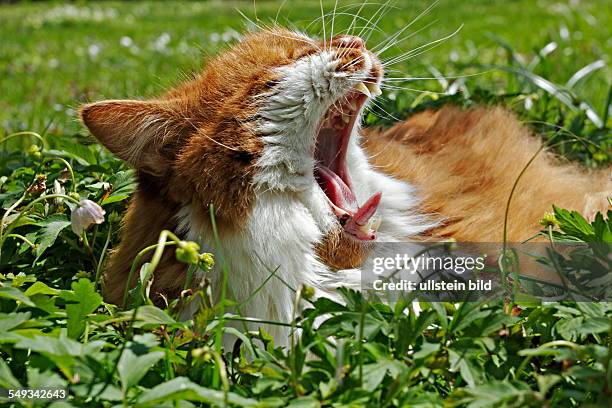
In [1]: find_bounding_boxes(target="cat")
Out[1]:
[80,29,610,344]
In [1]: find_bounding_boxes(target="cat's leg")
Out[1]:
[362,106,610,242]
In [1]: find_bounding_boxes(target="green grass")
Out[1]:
[0,1,611,407]
[1,0,610,136]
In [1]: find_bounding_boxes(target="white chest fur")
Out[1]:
[177,141,432,346]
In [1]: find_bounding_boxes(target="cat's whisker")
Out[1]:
[382,25,463,66]
[255,26,321,50]
[339,54,367,71]
[382,43,446,67]
[354,2,385,40]
[375,19,438,56]
[347,76,410,91]
[363,0,395,43]
[235,8,263,32]
[273,0,289,25]
[371,0,439,54]
[337,25,388,38]
[319,0,328,51]
[305,2,394,42]
[367,98,401,122]
[346,1,369,37]
[235,9,306,51]
[384,71,488,82]
[357,0,392,42]
[349,76,449,94]
[330,0,339,51]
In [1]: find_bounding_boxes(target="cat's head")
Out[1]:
[80,29,384,264]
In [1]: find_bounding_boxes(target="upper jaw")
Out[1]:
[313,71,383,242]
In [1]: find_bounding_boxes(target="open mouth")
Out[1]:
[314,80,382,241]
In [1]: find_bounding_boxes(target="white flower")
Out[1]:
[71,199,105,235]
[88,44,101,57]
[53,180,65,205]
[120,36,133,47]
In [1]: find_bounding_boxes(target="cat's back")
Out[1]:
[362,106,611,241]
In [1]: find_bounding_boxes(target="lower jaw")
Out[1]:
[314,224,374,270]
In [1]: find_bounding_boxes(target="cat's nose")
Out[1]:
[331,35,365,50]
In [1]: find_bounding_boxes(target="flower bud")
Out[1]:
[71,199,106,235]
[27,144,42,159]
[53,180,65,205]
[198,253,214,271]
[175,241,201,265]
[302,284,315,300]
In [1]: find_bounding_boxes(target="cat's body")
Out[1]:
[80,29,610,345]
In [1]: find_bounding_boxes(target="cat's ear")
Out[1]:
[79,99,188,176]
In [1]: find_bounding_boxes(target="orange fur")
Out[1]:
[363,106,611,242]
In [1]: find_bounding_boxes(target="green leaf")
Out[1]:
[14,333,105,378]
[101,170,137,205]
[117,349,164,391]
[566,60,606,88]
[287,396,321,408]
[413,341,440,360]
[553,206,595,241]
[27,367,67,389]
[0,312,31,332]
[59,279,103,339]
[591,212,612,243]
[24,281,59,297]
[573,317,610,335]
[135,377,258,407]
[0,358,21,389]
[362,362,389,392]
[0,286,35,307]
[34,215,71,258]
[459,381,531,407]
[449,348,482,388]
[555,317,585,340]
[46,139,98,165]
[121,305,178,328]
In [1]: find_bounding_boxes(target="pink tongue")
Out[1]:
[343,192,382,241]
[350,192,382,226]
[315,166,382,240]
[315,166,358,213]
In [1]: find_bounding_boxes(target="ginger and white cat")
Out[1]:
[80,29,610,344]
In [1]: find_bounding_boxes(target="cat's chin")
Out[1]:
[314,80,383,242]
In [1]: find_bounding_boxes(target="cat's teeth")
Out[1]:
[358,220,374,236]
[341,113,351,124]
[370,217,381,231]
[348,100,358,111]
[365,82,382,96]
[355,216,381,237]
[353,82,372,98]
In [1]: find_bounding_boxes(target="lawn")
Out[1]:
[0,1,611,407]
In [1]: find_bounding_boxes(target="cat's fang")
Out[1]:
[365,82,382,96]
[358,221,373,237]
[353,82,372,98]
[370,216,382,232]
